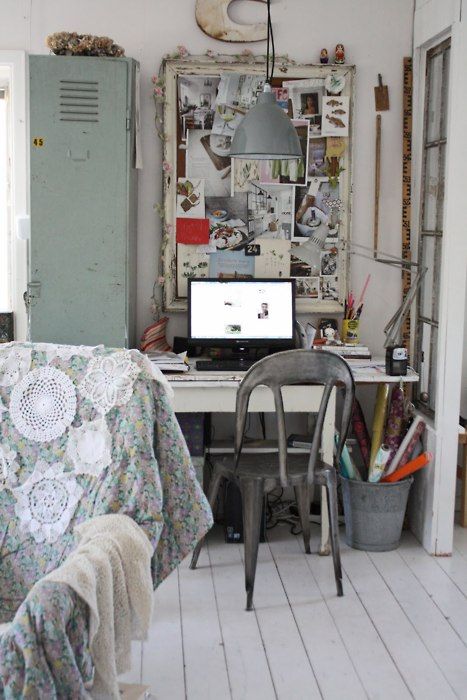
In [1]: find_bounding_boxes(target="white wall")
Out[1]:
[0,0,414,351]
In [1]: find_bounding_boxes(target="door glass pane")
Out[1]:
[428,325,438,412]
[426,52,443,142]
[432,237,442,322]
[419,322,431,403]
[420,235,435,319]
[436,143,446,230]
[423,146,439,230]
[440,48,450,140]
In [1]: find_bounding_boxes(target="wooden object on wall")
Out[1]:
[373,113,382,256]
[195,0,267,42]
[401,57,413,352]
[374,74,390,111]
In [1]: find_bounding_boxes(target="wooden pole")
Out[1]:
[374,114,382,257]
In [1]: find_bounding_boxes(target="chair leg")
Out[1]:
[294,483,311,554]
[190,471,223,570]
[239,478,265,611]
[324,468,343,597]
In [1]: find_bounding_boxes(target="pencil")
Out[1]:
[356,274,371,309]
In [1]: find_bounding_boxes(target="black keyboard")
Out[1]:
[196,359,257,372]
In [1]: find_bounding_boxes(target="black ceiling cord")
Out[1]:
[266,0,270,83]
[267,0,276,84]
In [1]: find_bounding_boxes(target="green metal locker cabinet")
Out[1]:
[28,55,138,347]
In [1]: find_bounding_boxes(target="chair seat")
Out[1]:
[212,452,331,488]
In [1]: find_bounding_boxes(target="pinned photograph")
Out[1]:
[321,248,338,276]
[272,86,290,112]
[283,79,324,126]
[176,178,205,218]
[213,73,265,136]
[258,120,309,186]
[178,75,220,139]
[209,249,255,279]
[186,129,231,197]
[247,183,294,240]
[233,159,261,193]
[293,185,330,241]
[177,244,209,297]
[295,277,320,299]
[206,193,249,251]
[254,240,291,278]
[321,96,350,137]
[320,276,340,301]
[307,138,327,178]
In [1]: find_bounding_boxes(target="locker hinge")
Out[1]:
[126,117,131,131]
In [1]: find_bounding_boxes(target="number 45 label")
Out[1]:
[32,137,45,147]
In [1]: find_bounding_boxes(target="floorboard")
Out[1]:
[141,569,185,700]
[135,525,467,699]
[207,530,277,700]
[342,543,457,699]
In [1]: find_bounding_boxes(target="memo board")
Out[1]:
[160,55,355,313]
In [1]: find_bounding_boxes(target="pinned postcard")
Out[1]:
[254,240,291,278]
[326,137,347,159]
[209,250,255,279]
[320,275,340,301]
[176,218,210,245]
[177,244,209,297]
[322,96,350,137]
[296,277,320,299]
[176,178,205,218]
[233,159,261,193]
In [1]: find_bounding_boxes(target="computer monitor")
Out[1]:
[188,278,296,349]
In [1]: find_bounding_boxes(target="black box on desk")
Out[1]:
[176,413,205,457]
[224,481,266,544]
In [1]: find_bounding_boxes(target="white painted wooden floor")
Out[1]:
[120,524,467,700]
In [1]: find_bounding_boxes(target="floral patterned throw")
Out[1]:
[0,342,212,696]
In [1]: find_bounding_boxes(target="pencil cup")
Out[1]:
[342,319,360,344]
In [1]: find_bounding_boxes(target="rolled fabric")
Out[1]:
[369,383,390,470]
[352,399,371,471]
[368,443,391,483]
[385,416,426,476]
[384,385,405,467]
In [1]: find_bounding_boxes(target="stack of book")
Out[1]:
[146,350,189,372]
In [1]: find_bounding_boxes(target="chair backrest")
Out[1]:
[234,349,355,487]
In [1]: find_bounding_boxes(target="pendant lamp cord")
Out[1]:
[266,0,275,84]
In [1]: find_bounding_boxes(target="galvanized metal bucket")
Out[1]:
[341,476,414,552]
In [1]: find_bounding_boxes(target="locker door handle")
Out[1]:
[67,149,90,162]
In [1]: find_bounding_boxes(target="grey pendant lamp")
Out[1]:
[229,0,302,160]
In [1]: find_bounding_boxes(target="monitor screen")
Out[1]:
[188,278,296,348]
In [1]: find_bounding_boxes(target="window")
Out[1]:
[415,38,450,416]
[0,80,10,311]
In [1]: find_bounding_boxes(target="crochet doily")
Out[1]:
[79,351,140,414]
[10,366,77,442]
[13,460,83,543]
[66,417,112,477]
[0,347,31,387]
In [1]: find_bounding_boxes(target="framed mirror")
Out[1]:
[159,55,355,314]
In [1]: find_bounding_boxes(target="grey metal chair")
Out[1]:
[190,349,355,610]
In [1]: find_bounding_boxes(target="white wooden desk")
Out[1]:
[167,360,418,554]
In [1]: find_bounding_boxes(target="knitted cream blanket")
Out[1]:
[45,514,154,699]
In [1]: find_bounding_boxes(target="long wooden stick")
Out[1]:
[373,114,382,257]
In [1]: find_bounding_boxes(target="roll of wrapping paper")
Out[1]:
[384,385,405,467]
[382,451,432,483]
[385,415,426,476]
[368,443,391,483]
[352,399,371,471]
[369,383,390,470]
[335,432,361,480]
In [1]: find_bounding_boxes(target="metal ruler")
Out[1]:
[401,57,413,352]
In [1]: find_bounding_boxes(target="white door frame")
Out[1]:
[0,50,28,342]
[409,1,467,554]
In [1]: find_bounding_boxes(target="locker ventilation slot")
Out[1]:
[59,80,99,122]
